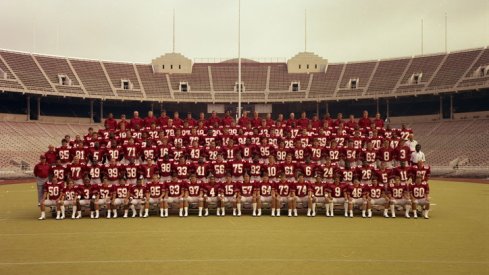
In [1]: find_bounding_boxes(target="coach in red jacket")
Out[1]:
[33,155,50,204]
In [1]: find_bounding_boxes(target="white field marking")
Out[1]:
[0,229,467,237]
[0,190,35,193]
[430,204,437,206]
[0,259,487,266]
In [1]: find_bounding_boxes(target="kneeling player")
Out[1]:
[94,178,112,219]
[219,174,237,217]
[39,177,64,220]
[204,176,220,216]
[236,174,256,216]
[310,176,327,217]
[326,176,348,217]
[292,174,310,217]
[165,175,188,217]
[111,178,130,218]
[187,174,205,216]
[76,178,95,219]
[61,179,78,219]
[410,176,430,219]
[130,178,146,217]
[366,178,389,218]
[145,175,165,217]
[387,176,412,218]
[257,174,275,216]
[347,179,368,218]
[275,174,292,217]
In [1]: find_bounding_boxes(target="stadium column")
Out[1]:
[450,95,454,120]
[100,100,104,123]
[439,96,443,120]
[89,99,94,123]
[386,99,390,119]
[26,95,30,121]
[376,99,379,114]
[325,102,329,115]
[36,97,41,120]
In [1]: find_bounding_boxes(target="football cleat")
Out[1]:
[38,216,45,220]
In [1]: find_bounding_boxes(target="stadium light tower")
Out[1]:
[237,0,242,119]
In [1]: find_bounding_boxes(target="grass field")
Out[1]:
[0,180,488,275]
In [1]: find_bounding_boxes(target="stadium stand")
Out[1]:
[69,59,114,97]
[34,55,85,95]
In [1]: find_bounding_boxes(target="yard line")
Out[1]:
[0,258,487,266]
[0,229,465,237]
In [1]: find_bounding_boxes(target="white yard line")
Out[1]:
[0,258,486,266]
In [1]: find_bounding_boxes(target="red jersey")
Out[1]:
[411,182,429,199]
[112,184,130,199]
[362,149,377,164]
[300,163,317,178]
[44,181,64,200]
[308,146,324,162]
[97,184,112,199]
[412,165,431,181]
[339,167,355,183]
[248,162,263,177]
[139,163,158,180]
[146,182,164,198]
[347,184,366,199]
[375,168,392,185]
[311,182,327,197]
[141,146,157,161]
[166,181,187,197]
[318,164,337,181]
[173,162,190,180]
[327,147,342,162]
[265,163,280,179]
[378,147,394,162]
[328,183,348,198]
[291,181,310,197]
[276,181,291,196]
[156,160,172,178]
[66,163,86,180]
[104,164,122,181]
[259,181,275,197]
[77,184,95,200]
[275,148,288,162]
[50,165,66,181]
[367,183,386,199]
[212,161,228,179]
[221,181,236,197]
[71,146,88,162]
[124,164,139,180]
[187,181,202,197]
[394,166,412,182]
[192,163,210,180]
[56,146,71,163]
[131,185,146,199]
[188,146,203,161]
[87,163,103,180]
[106,147,121,161]
[395,146,411,162]
[343,147,360,163]
[62,186,78,201]
[205,183,220,197]
[122,144,139,159]
[388,184,408,199]
[357,165,374,181]
[237,181,255,197]
[281,161,297,178]
[229,160,246,177]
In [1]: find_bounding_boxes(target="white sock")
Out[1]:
[221,207,225,215]
[145,208,149,215]
[237,203,241,215]
[40,211,46,218]
[312,203,316,214]
[252,203,257,214]
[179,208,183,216]
[217,208,221,215]
[56,210,61,218]
[390,205,395,215]
[325,203,330,215]
[198,207,203,216]
[257,208,261,216]
[72,206,77,217]
[160,208,164,216]
[184,207,188,215]
[293,209,298,216]
[383,209,388,215]
[113,209,117,216]
[60,206,65,217]
[124,209,128,216]
[307,208,311,215]
[271,208,275,216]
[362,210,366,216]
[164,208,168,216]
[288,209,292,215]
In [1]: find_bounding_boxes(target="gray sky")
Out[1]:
[0,0,488,63]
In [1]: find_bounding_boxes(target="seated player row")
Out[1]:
[49,136,417,172]
[47,149,430,188]
[38,172,430,220]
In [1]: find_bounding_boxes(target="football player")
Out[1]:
[94,177,112,219]
[256,173,275,216]
[129,178,146,217]
[187,174,205,216]
[275,173,292,217]
[346,178,368,218]
[145,174,165,217]
[111,178,130,218]
[60,179,78,219]
[326,176,348,217]
[410,176,430,219]
[387,176,412,218]
[38,177,64,220]
[366,177,389,218]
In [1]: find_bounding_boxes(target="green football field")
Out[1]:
[0,180,487,275]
